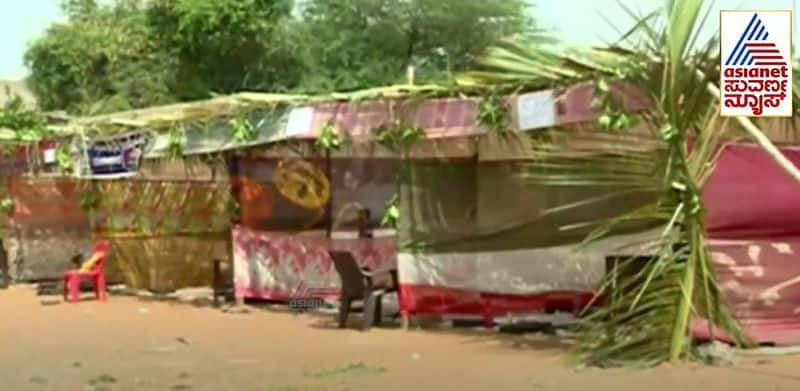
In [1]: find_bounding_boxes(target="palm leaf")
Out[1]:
[457,0,770,366]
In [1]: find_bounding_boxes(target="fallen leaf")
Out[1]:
[88,374,117,386]
[29,375,48,384]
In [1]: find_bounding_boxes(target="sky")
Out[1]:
[0,0,797,80]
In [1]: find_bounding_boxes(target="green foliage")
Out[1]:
[0,197,14,216]
[592,79,637,132]
[374,120,424,152]
[294,0,530,92]
[79,184,100,212]
[476,94,509,134]
[167,124,184,159]
[229,116,257,144]
[55,143,75,174]
[314,124,345,152]
[145,0,300,99]
[226,196,241,221]
[303,362,386,379]
[0,91,49,143]
[380,194,399,228]
[25,0,298,114]
[26,0,529,114]
[26,0,175,114]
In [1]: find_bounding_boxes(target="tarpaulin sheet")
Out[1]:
[697,143,800,345]
[5,178,90,280]
[8,178,89,233]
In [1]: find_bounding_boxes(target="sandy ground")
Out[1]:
[2,287,800,391]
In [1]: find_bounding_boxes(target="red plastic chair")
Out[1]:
[62,240,110,303]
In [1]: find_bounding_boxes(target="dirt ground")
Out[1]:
[2,287,800,391]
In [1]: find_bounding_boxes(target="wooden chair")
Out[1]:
[329,250,398,331]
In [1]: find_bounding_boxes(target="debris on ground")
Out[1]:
[694,341,737,366]
[29,375,48,384]
[87,374,117,390]
[35,282,60,296]
[222,304,251,314]
[106,284,127,295]
[304,362,387,379]
[88,374,117,385]
[267,385,348,391]
[148,346,176,354]
[39,297,60,306]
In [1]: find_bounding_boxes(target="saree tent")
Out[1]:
[229,145,399,300]
[226,83,663,317]
[224,84,800,346]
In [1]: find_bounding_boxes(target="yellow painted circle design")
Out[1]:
[273,159,330,210]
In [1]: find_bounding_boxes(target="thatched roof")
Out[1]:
[58,84,452,134]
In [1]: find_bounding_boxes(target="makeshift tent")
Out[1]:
[91,157,231,290]
[396,133,661,319]
[218,84,664,314]
[3,154,231,289]
[0,141,90,281]
[229,144,399,300]
[6,176,90,280]
[18,78,800,348]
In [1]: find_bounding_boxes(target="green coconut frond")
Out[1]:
[461,0,774,366]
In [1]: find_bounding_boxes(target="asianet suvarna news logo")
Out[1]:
[721,11,792,117]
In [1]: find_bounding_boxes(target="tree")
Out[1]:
[294,0,531,91]
[25,0,176,114]
[144,0,301,99]
[25,0,299,114]
[25,0,530,113]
